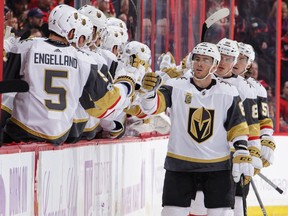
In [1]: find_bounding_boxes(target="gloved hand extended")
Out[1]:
[142,72,162,92]
[261,135,276,167]
[248,146,262,175]
[232,149,254,185]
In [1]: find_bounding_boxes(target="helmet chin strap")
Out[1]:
[238,64,250,76]
[215,64,234,77]
[193,66,215,81]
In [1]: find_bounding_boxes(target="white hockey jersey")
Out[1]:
[217,75,260,149]
[246,77,274,136]
[4,38,96,144]
[138,77,249,172]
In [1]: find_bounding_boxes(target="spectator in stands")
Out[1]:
[143,18,152,47]
[98,0,115,17]
[19,8,44,37]
[4,10,19,34]
[38,0,54,23]
[268,1,288,44]
[280,81,288,123]
[5,0,28,33]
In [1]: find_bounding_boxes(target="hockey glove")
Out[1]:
[142,72,162,92]
[114,75,135,97]
[159,52,176,70]
[261,135,276,167]
[162,67,183,78]
[232,149,254,185]
[248,146,262,175]
[181,55,188,69]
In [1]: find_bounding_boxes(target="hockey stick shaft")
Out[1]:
[240,175,247,216]
[258,173,284,194]
[201,8,230,42]
[251,179,268,216]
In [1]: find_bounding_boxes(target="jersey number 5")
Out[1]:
[44,70,68,111]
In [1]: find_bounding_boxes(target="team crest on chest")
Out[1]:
[185,92,192,104]
[187,107,214,143]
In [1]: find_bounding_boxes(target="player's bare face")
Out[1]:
[233,54,248,75]
[192,54,214,79]
[216,54,234,77]
[78,36,85,48]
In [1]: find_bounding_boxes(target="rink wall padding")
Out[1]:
[0,136,287,216]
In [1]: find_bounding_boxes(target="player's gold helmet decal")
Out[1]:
[188,107,214,143]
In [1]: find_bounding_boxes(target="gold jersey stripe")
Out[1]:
[11,117,70,140]
[153,91,166,114]
[227,122,249,142]
[259,118,274,129]
[248,206,288,216]
[167,152,230,163]
[248,123,260,137]
[73,118,88,123]
[124,105,142,116]
[1,105,12,114]
[83,122,100,132]
[86,87,121,118]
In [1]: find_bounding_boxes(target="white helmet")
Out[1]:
[217,38,239,59]
[191,42,221,65]
[100,26,123,53]
[78,5,107,34]
[48,4,78,39]
[238,42,255,63]
[71,14,93,48]
[107,17,128,31]
[124,41,152,69]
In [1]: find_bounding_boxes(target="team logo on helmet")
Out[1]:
[188,107,214,143]
[185,92,192,104]
[141,47,145,52]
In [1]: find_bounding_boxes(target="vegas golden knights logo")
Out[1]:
[185,93,192,104]
[188,107,214,143]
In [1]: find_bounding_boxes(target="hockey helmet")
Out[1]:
[100,26,123,52]
[107,17,128,31]
[70,14,93,48]
[123,41,152,69]
[48,4,79,39]
[191,42,221,64]
[238,42,255,63]
[217,38,239,61]
[78,5,107,34]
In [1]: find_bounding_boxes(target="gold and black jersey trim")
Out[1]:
[248,123,260,138]
[225,96,249,141]
[1,104,12,114]
[227,122,249,142]
[10,117,70,140]
[259,118,274,130]
[85,87,122,118]
[167,152,230,163]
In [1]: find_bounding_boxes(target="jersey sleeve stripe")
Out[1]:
[227,122,249,142]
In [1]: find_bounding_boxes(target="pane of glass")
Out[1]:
[204,0,231,43]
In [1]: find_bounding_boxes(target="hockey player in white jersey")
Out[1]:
[3,4,135,145]
[78,5,107,51]
[189,38,261,216]
[135,42,253,216]
[233,43,275,168]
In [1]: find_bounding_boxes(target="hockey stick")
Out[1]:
[251,179,268,216]
[201,8,230,42]
[240,175,247,216]
[0,80,29,94]
[258,173,284,194]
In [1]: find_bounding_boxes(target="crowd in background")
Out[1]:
[3,0,288,132]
